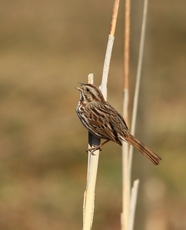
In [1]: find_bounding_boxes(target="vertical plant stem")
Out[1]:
[129,179,139,230]
[121,0,131,229]
[100,34,114,98]
[123,0,130,119]
[129,0,149,174]
[110,0,120,36]
[83,1,120,229]
[100,0,120,98]
[83,74,100,230]
[122,0,149,230]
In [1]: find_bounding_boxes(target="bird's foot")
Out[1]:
[86,145,102,155]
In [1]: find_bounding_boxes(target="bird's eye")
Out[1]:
[85,87,90,92]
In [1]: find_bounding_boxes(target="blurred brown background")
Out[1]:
[0,0,186,229]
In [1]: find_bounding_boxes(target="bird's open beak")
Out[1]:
[75,87,82,91]
[75,82,85,91]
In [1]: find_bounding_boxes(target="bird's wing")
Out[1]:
[85,102,128,145]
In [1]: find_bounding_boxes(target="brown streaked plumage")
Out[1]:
[76,83,162,165]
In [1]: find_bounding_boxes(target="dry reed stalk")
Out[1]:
[82,1,120,229]
[122,0,149,230]
[129,0,149,171]
[121,0,131,229]
[100,0,120,96]
[82,75,100,230]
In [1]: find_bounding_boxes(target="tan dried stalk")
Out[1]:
[121,0,131,229]
[82,0,148,229]
[121,0,149,230]
[82,1,120,229]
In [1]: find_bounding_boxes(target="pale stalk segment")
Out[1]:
[129,0,149,172]
[128,0,149,229]
[83,1,121,229]
[83,74,100,230]
[121,0,131,229]
[100,0,120,97]
[129,179,139,230]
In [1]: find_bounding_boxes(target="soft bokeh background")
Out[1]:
[0,0,186,229]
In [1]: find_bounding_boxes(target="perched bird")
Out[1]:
[76,82,161,165]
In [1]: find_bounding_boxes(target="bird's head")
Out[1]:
[76,83,105,104]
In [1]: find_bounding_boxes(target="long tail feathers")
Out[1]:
[125,133,162,165]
